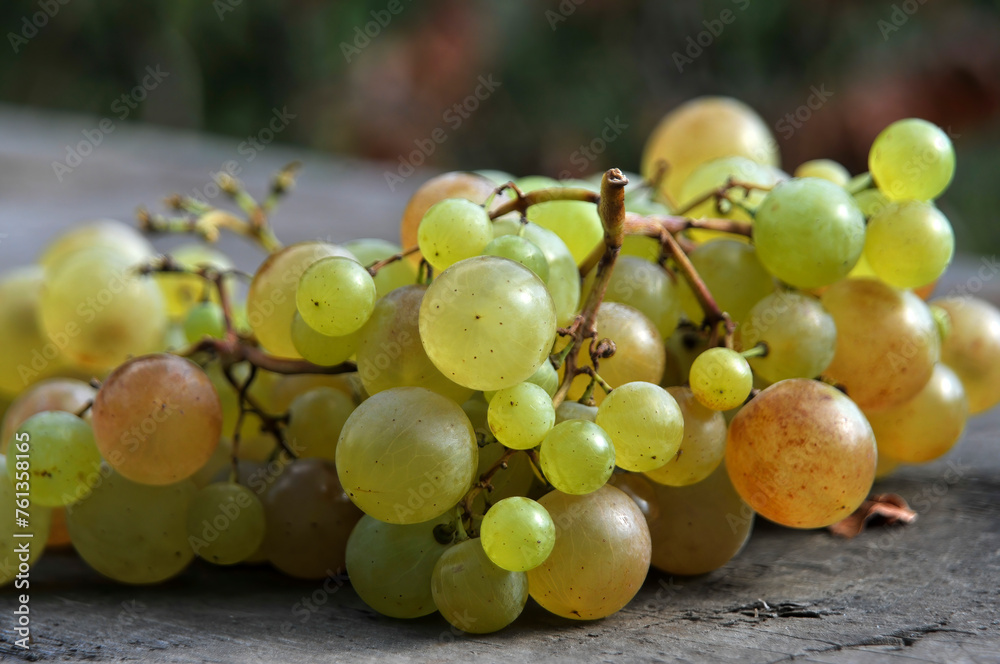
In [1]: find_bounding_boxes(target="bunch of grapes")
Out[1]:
[2,97,999,635]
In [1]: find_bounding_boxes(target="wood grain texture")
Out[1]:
[1,107,999,663]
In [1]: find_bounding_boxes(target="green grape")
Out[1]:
[482,235,550,282]
[554,401,597,423]
[420,257,557,392]
[39,248,168,372]
[487,382,555,450]
[66,470,196,583]
[853,187,891,219]
[613,462,752,575]
[262,458,363,578]
[821,279,939,411]
[689,348,753,411]
[247,242,355,358]
[400,172,499,264]
[432,537,529,634]
[644,386,727,486]
[679,156,781,243]
[567,302,666,404]
[735,291,836,384]
[753,178,866,289]
[727,379,876,529]
[585,256,683,338]
[357,286,472,404]
[869,118,955,201]
[864,200,954,289]
[481,496,555,572]
[6,411,102,507]
[155,243,234,320]
[417,198,493,273]
[39,219,154,270]
[92,353,222,485]
[182,301,226,343]
[526,200,603,266]
[492,218,580,326]
[1,459,52,586]
[285,387,355,461]
[290,313,361,367]
[675,240,775,325]
[866,363,968,463]
[296,256,376,337]
[514,175,560,192]
[595,382,683,472]
[269,372,358,412]
[793,159,850,186]
[642,96,780,204]
[346,513,453,619]
[344,238,418,298]
[620,234,661,263]
[527,485,651,620]
[484,359,559,402]
[539,420,615,495]
[337,387,477,524]
[932,297,1000,414]
[1,378,96,452]
[0,267,73,397]
[186,482,266,565]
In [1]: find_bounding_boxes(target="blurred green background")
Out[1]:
[2,0,999,252]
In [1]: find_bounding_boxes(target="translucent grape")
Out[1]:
[92,353,222,485]
[753,178,866,289]
[487,382,555,450]
[821,279,940,411]
[183,301,226,343]
[247,242,355,358]
[932,297,1000,414]
[39,249,168,371]
[614,462,752,575]
[620,234,661,263]
[344,238,418,298]
[484,357,559,404]
[554,401,597,424]
[296,256,376,337]
[262,458,362,578]
[1,378,95,451]
[527,485,651,620]
[186,482,266,565]
[526,200,603,266]
[539,420,615,495]
[357,285,472,403]
[584,256,682,338]
[432,538,528,634]
[515,175,560,192]
[66,470,196,583]
[866,363,968,463]
[675,240,775,325]
[6,411,102,507]
[1,459,52,586]
[346,513,453,619]
[39,219,154,270]
[285,387,355,461]
[483,235,550,282]
[492,218,580,327]
[419,257,557,392]
[864,200,954,289]
[568,302,665,404]
[643,386,727,486]
[155,243,234,320]
[290,312,362,366]
[642,97,779,204]
[735,291,837,384]
[869,118,955,201]
[680,156,782,243]
[416,198,493,273]
[337,387,477,524]
[481,497,555,572]
[400,172,498,264]
[793,159,850,186]
[726,379,876,528]
[594,382,683,472]
[689,348,753,411]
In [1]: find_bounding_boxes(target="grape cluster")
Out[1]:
[1,97,999,636]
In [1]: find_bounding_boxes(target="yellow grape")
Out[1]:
[526,200,603,266]
[869,118,955,201]
[481,496,555,572]
[417,198,494,272]
[595,382,683,472]
[794,159,850,186]
[1,378,96,452]
[290,312,362,367]
[864,201,954,289]
[296,257,377,336]
[680,156,781,243]
[38,219,154,269]
[931,297,1000,414]
[487,382,555,451]
[689,347,753,411]
[400,172,499,265]
[644,386,727,487]
[583,256,682,338]
[538,420,615,495]
[155,243,234,320]
[285,387,355,461]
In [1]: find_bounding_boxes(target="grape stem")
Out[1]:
[488,186,600,220]
[461,446,522,524]
[74,401,93,418]
[671,177,772,217]
[366,245,420,276]
[221,363,298,462]
[741,342,769,359]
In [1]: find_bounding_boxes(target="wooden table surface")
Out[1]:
[1,106,999,664]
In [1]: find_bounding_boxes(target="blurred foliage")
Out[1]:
[1,0,999,251]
